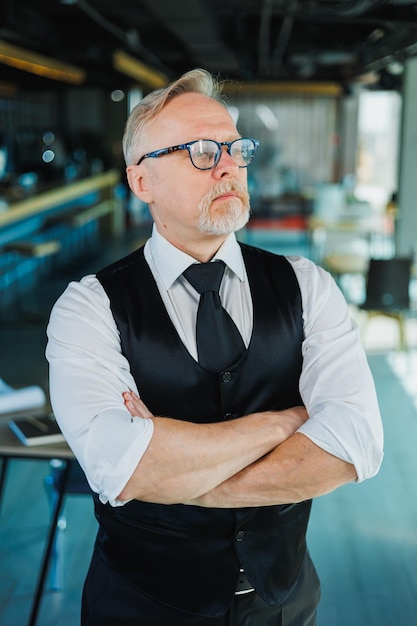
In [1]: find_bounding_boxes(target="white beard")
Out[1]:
[197,180,251,235]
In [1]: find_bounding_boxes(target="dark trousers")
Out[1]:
[81,550,320,626]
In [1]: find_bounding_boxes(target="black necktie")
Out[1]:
[183,260,246,372]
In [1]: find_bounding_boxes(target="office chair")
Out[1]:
[359,257,413,351]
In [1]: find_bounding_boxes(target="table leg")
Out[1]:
[0,456,10,515]
[27,459,72,626]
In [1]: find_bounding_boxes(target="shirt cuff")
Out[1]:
[82,408,154,506]
[297,402,383,482]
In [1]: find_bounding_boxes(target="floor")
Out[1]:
[309,350,417,626]
[1,227,417,625]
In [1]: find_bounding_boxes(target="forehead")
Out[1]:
[146,92,238,147]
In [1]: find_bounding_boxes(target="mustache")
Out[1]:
[203,180,249,204]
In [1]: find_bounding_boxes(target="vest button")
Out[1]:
[236,530,245,542]
[221,371,232,383]
[224,412,239,420]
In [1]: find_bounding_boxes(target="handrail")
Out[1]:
[0,170,120,228]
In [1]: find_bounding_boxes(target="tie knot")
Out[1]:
[183,261,226,295]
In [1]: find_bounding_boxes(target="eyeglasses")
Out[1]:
[136,138,259,170]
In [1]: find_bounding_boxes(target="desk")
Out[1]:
[0,419,72,459]
[0,419,74,626]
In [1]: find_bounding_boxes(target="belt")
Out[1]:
[235,569,255,595]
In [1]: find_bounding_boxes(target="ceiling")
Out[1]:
[1,0,417,92]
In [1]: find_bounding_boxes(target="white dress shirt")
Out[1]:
[46,225,383,506]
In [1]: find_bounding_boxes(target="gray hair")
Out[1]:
[122,68,227,166]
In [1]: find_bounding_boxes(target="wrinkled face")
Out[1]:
[126,92,251,254]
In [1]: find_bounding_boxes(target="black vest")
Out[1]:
[95,243,311,617]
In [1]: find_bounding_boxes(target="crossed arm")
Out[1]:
[118,392,357,507]
[47,263,379,508]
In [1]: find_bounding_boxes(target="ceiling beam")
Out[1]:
[223,81,342,97]
[0,39,86,84]
[113,50,169,88]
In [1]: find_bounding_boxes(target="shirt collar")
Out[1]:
[149,224,246,290]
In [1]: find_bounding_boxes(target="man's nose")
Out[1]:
[212,147,240,178]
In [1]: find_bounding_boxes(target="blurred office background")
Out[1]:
[0,1,417,625]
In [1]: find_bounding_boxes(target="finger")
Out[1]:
[123,392,154,419]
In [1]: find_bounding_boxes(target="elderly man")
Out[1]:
[46,68,383,626]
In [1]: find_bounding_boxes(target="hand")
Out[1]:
[277,405,308,436]
[249,406,308,440]
[123,391,154,420]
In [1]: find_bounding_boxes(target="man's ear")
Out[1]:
[126,166,153,204]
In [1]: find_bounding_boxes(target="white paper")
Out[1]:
[0,378,46,414]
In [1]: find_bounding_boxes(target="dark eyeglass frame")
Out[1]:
[136,138,260,170]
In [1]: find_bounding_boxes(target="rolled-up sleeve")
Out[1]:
[289,257,384,481]
[46,276,154,506]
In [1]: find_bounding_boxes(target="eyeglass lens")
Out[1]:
[189,139,256,170]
